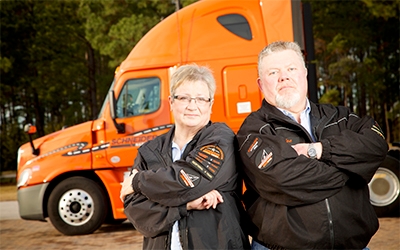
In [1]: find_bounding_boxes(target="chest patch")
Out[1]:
[255,147,273,169]
[284,137,302,145]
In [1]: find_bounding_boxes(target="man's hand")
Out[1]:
[120,169,138,202]
[187,190,223,210]
[291,142,322,159]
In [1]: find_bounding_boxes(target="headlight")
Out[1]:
[17,168,32,188]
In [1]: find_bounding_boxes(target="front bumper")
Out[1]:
[18,183,49,220]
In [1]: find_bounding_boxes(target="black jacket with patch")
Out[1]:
[236,100,388,249]
[124,122,250,250]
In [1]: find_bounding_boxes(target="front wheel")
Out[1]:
[48,177,108,235]
[368,155,400,217]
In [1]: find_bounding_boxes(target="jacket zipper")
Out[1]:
[152,150,175,250]
[155,146,192,249]
[325,198,334,249]
[179,215,188,249]
[255,106,339,248]
[278,113,337,248]
[312,111,337,249]
[313,109,337,140]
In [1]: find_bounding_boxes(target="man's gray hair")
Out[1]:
[258,41,305,77]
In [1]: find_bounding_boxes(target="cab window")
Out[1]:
[217,14,252,40]
[116,77,160,118]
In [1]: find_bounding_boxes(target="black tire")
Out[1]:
[47,177,108,235]
[368,154,400,217]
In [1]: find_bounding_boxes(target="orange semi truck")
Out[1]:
[16,0,399,236]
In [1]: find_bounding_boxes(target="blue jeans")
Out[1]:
[251,240,370,250]
[251,240,269,250]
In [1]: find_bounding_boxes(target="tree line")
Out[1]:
[1,0,399,171]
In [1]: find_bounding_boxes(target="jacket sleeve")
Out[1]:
[123,153,187,238]
[237,114,349,206]
[133,123,238,207]
[124,192,186,238]
[319,109,388,183]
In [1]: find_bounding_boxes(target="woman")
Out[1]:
[120,64,250,249]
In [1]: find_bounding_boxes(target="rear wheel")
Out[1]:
[48,177,108,235]
[369,155,400,217]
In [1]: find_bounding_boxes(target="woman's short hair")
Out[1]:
[170,64,216,99]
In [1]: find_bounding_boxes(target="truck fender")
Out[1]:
[95,169,127,220]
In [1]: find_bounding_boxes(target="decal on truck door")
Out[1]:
[110,124,173,148]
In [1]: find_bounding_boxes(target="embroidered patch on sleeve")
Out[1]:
[189,145,224,181]
[371,121,385,139]
[199,145,225,160]
[246,137,262,157]
[255,147,273,169]
[178,168,200,188]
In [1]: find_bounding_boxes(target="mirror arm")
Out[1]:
[24,124,40,155]
[108,91,125,134]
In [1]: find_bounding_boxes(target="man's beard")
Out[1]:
[275,91,301,109]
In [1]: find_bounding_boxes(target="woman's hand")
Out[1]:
[120,169,138,202]
[187,190,224,210]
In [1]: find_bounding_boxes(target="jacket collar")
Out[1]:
[143,121,212,161]
[260,99,337,121]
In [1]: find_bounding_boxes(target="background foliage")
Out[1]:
[1,0,399,171]
[309,0,399,144]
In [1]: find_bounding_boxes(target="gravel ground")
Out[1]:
[0,217,399,249]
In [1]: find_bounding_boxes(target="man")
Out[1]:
[236,41,388,249]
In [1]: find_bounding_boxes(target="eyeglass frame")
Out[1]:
[172,95,212,105]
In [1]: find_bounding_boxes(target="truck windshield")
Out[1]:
[116,77,160,118]
[98,79,116,119]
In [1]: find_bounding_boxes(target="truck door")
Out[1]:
[99,68,172,169]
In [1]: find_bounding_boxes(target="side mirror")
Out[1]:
[108,90,125,134]
[24,124,37,134]
[24,124,40,155]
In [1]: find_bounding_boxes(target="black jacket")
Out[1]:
[236,100,388,249]
[124,122,250,250]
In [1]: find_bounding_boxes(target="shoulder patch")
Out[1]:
[255,147,273,169]
[247,137,262,157]
[178,168,200,188]
[199,145,224,160]
[189,144,225,181]
[371,121,385,139]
